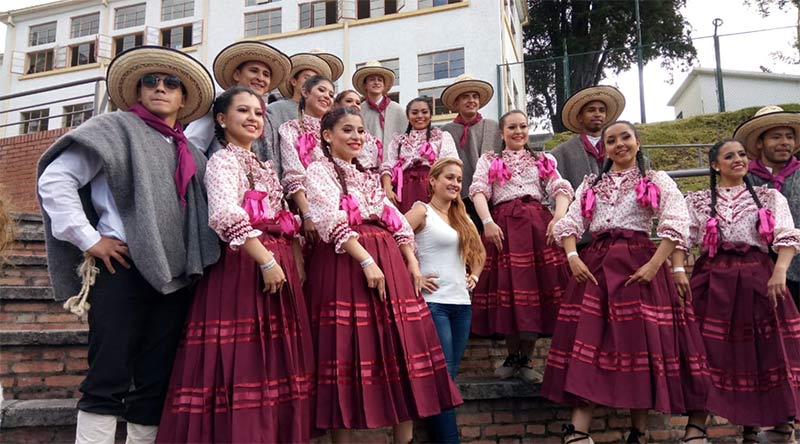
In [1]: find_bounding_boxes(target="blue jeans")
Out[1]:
[425,302,472,444]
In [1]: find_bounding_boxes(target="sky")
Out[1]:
[1,0,798,126]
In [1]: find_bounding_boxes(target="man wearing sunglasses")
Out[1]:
[36,46,220,444]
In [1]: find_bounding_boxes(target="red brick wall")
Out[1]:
[0,128,69,214]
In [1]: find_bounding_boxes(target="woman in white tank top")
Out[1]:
[405,158,486,444]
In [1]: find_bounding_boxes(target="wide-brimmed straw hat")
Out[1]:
[213,41,291,92]
[312,49,343,82]
[352,61,396,96]
[441,74,494,113]
[106,45,214,124]
[277,52,335,99]
[734,105,800,158]
[561,85,625,133]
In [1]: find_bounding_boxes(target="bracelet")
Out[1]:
[469,274,479,284]
[672,267,686,273]
[566,251,579,259]
[302,213,313,220]
[260,257,277,271]
[360,256,375,269]
[481,216,494,225]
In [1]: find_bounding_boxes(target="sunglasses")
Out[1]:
[140,74,182,90]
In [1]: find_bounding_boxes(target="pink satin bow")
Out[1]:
[242,190,271,225]
[635,178,660,210]
[419,141,437,164]
[340,194,363,226]
[757,207,776,245]
[381,205,403,233]
[376,139,384,164]
[702,216,720,258]
[488,158,511,186]
[581,188,596,220]
[536,156,556,179]
[391,158,405,202]
[276,210,300,237]
[296,133,317,168]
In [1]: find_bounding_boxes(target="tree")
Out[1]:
[523,0,696,132]
[744,0,800,64]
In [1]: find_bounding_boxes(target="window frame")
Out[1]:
[26,49,54,74]
[113,33,144,56]
[418,0,461,8]
[161,24,194,49]
[28,21,57,47]
[63,102,94,128]
[161,0,195,21]
[356,0,397,19]
[70,13,100,38]
[69,41,97,67]
[20,108,50,134]
[356,58,400,86]
[244,8,282,37]
[417,48,464,82]
[299,1,337,29]
[114,3,146,30]
[418,86,450,117]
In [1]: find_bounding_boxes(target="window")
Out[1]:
[356,58,400,86]
[115,4,146,29]
[29,22,56,46]
[418,48,464,82]
[26,50,54,74]
[387,91,400,104]
[245,0,274,5]
[418,0,461,7]
[162,24,193,49]
[299,1,337,29]
[418,86,449,116]
[21,109,50,134]
[114,33,144,55]
[63,103,93,128]
[161,0,194,21]
[357,0,396,19]
[71,13,100,38]
[70,42,96,67]
[244,9,281,37]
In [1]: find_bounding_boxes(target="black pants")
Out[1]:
[77,263,191,425]
[789,279,800,309]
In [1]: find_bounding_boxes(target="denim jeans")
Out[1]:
[425,302,472,444]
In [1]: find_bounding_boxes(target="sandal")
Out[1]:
[743,426,761,444]
[767,422,797,444]
[626,427,646,444]
[680,423,708,444]
[517,356,544,383]
[562,424,594,444]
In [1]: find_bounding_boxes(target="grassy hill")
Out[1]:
[545,103,800,192]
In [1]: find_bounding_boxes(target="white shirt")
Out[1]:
[586,134,601,148]
[414,203,471,305]
[184,113,214,154]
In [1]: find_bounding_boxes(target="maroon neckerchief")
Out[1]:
[580,133,605,169]
[365,96,391,129]
[453,113,483,148]
[128,104,195,207]
[748,157,800,192]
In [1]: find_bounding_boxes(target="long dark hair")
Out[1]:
[708,138,763,232]
[404,96,433,141]
[498,110,538,159]
[319,107,367,195]
[590,120,646,188]
[212,86,263,147]
[298,75,334,128]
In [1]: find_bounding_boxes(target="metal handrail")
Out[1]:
[0,76,105,104]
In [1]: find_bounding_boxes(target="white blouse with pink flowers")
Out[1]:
[358,131,384,171]
[682,184,800,253]
[379,128,458,177]
[279,114,325,196]
[469,150,574,205]
[553,167,690,246]
[205,144,288,248]
[306,157,415,253]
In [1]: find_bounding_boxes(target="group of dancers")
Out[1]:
[33,39,800,444]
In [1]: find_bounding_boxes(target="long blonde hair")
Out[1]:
[428,158,485,272]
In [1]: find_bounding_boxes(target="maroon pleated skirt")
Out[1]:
[156,224,315,444]
[471,197,569,337]
[396,164,431,214]
[306,222,463,430]
[691,244,800,425]
[541,230,708,414]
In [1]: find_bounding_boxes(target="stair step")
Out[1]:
[0,330,87,346]
[5,256,47,267]
[0,286,53,300]
[1,399,78,428]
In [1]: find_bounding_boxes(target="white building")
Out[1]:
[667,67,800,119]
[0,0,528,137]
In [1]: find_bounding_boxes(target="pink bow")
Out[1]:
[635,177,660,210]
[419,141,437,164]
[376,139,384,164]
[488,157,511,186]
[340,194,362,226]
[757,207,776,245]
[381,205,403,233]
[242,190,271,225]
[581,188,596,220]
[702,217,720,258]
[276,210,300,237]
[536,155,557,179]
[391,158,405,202]
[296,133,316,168]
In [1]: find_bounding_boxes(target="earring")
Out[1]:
[714,168,720,172]
[221,123,226,128]
[324,139,331,143]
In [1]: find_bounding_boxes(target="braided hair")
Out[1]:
[212,86,263,148]
[297,75,334,132]
[708,138,764,232]
[319,107,367,196]
[498,110,539,160]
[591,120,646,188]
[404,97,433,141]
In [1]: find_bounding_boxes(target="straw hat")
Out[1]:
[734,105,800,158]
[561,85,625,133]
[441,74,494,113]
[106,45,214,124]
[352,61,396,96]
[312,49,343,81]
[277,52,334,99]
[212,41,291,92]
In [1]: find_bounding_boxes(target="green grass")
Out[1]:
[545,103,800,193]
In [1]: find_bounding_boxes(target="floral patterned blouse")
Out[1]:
[379,127,458,176]
[279,114,324,196]
[469,149,574,205]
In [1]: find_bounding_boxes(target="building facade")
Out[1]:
[0,0,528,137]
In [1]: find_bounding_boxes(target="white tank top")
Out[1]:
[414,203,471,305]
